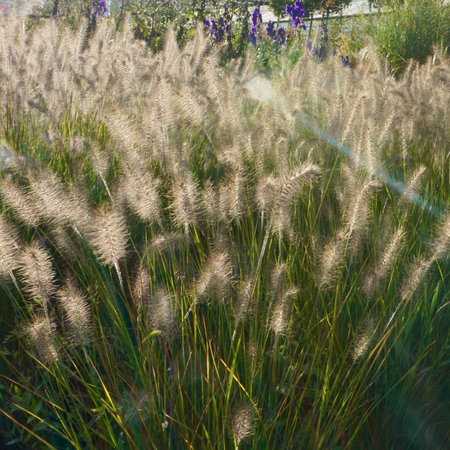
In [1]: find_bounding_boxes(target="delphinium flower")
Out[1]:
[277,27,288,45]
[250,7,263,46]
[340,54,351,68]
[205,17,230,43]
[91,0,107,18]
[266,21,277,41]
[285,0,306,30]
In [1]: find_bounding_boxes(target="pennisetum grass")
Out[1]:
[1,12,450,450]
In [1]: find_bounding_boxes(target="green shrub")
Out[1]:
[372,0,450,74]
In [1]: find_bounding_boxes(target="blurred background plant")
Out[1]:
[371,0,450,75]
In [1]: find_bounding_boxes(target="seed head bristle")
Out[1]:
[270,287,298,336]
[228,402,256,446]
[121,164,162,225]
[0,178,40,228]
[170,175,200,230]
[351,316,376,362]
[58,284,93,347]
[274,163,321,213]
[19,241,57,308]
[25,315,59,364]
[399,256,431,302]
[256,175,278,215]
[148,287,176,340]
[196,252,233,304]
[317,230,346,291]
[234,276,254,324]
[0,214,21,281]
[202,180,221,225]
[132,265,150,311]
[344,179,381,257]
[269,263,287,301]
[90,205,128,267]
[363,227,405,297]
[399,165,427,212]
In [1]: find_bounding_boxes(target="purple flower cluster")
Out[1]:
[265,21,288,45]
[205,18,230,43]
[340,54,351,68]
[250,7,263,46]
[285,0,306,30]
[91,0,107,18]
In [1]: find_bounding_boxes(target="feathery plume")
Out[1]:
[351,316,376,362]
[25,315,59,364]
[0,178,40,228]
[19,241,57,308]
[202,180,221,225]
[120,164,162,225]
[234,276,254,325]
[90,144,112,199]
[271,164,321,232]
[269,263,287,303]
[270,287,298,336]
[132,265,150,312]
[228,402,256,448]
[316,230,346,291]
[90,205,128,290]
[363,227,405,297]
[344,179,381,257]
[170,175,200,233]
[0,214,21,287]
[195,252,233,304]
[28,169,82,232]
[399,256,431,302]
[58,284,93,347]
[399,165,427,213]
[148,287,176,341]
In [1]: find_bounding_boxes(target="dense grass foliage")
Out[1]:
[373,0,450,74]
[1,15,450,450]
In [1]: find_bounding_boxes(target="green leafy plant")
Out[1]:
[372,0,450,74]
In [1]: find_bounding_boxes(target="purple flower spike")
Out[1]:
[90,0,107,18]
[286,0,306,30]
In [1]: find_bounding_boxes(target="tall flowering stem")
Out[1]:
[285,0,306,30]
[90,0,107,18]
[204,17,231,44]
[250,7,263,47]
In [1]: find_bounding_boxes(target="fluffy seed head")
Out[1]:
[121,164,162,225]
[58,284,93,347]
[269,263,287,301]
[399,256,431,302]
[132,265,150,311]
[228,402,256,446]
[0,214,20,280]
[270,287,298,336]
[170,175,200,229]
[344,179,381,257]
[19,241,57,307]
[363,227,405,297]
[234,276,253,324]
[316,230,346,291]
[0,178,40,228]
[28,169,75,228]
[351,316,376,362]
[196,252,233,304]
[26,316,59,363]
[90,205,128,266]
[148,287,176,340]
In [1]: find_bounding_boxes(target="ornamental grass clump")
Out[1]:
[2,12,450,450]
